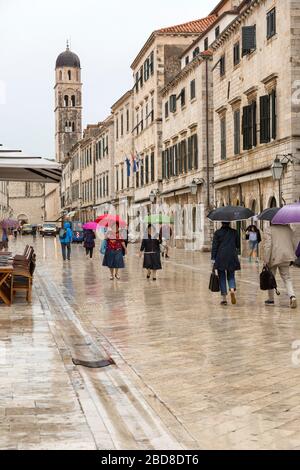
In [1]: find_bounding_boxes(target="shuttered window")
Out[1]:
[234,110,240,155]
[170,146,174,176]
[178,142,182,174]
[233,42,240,66]
[190,80,196,100]
[188,137,193,170]
[242,26,256,56]
[162,151,165,179]
[180,88,186,107]
[151,152,155,182]
[267,8,276,39]
[271,90,277,140]
[242,102,257,150]
[181,140,187,173]
[145,155,149,184]
[166,148,170,179]
[170,94,177,113]
[220,55,225,76]
[192,134,198,169]
[165,101,169,119]
[260,95,270,143]
[220,118,226,160]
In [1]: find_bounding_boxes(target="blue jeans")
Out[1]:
[218,270,236,295]
[61,243,71,260]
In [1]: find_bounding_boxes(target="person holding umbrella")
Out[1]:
[84,229,96,259]
[208,206,253,306]
[140,224,162,281]
[102,222,127,280]
[211,223,241,305]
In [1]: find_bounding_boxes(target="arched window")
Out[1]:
[68,70,71,80]
[69,121,72,129]
[59,71,62,80]
[192,207,197,233]
[64,95,69,107]
[71,95,76,107]
[65,121,68,132]
[72,122,75,132]
[270,196,277,208]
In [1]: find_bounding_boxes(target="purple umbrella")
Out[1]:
[0,218,18,229]
[272,203,300,225]
[83,222,98,230]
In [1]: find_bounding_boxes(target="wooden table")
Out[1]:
[0,266,13,306]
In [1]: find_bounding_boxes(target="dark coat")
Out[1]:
[140,236,161,253]
[211,226,241,272]
[84,230,95,248]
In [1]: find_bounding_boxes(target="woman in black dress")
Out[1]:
[140,225,162,281]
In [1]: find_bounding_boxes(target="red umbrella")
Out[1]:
[95,214,127,227]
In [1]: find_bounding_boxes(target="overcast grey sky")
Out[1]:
[0,0,216,157]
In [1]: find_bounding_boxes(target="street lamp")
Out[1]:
[149,189,160,203]
[271,157,284,181]
[271,154,300,207]
[190,178,205,196]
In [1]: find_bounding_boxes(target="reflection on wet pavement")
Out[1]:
[1,235,300,449]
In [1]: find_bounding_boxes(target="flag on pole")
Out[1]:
[125,157,131,177]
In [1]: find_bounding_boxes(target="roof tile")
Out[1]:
[157,15,217,34]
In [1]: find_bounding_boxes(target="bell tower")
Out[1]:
[54,42,82,163]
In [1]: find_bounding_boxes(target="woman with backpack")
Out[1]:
[84,229,96,259]
[59,222,73,261]
[211,222,241,306]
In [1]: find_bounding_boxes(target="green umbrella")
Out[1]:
[144,214,174,224]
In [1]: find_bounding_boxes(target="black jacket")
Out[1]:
[140,236,161,253]
[84,230,95,248]
[211,226,241,272]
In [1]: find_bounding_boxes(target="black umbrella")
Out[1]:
[257,207,280,221]
[207,206,255,222]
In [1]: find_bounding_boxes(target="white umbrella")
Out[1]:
[0,150,62,183]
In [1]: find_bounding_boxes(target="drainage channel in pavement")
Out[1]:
[36,270,187,450]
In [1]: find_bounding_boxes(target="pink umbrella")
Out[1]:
[95,214,127,228]
[272,203,300,225]
[83,222,98,230]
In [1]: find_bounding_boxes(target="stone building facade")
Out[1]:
[111,90,134,222]
[8,182,45,224]
[0,182,9,220]
[130,19,215,219]
[212,0,300,250]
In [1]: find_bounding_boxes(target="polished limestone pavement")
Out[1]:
[1,235,300,450]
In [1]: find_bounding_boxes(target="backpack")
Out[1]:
[100,239,107,255]
[59,228,67,240]
[260,266,280,295]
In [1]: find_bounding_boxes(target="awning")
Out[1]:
[0,150,62,183]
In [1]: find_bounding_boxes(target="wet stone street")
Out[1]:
[1,236,300,450]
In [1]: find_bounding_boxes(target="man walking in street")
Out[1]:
[263,223,297,309]
[59,221,73,261]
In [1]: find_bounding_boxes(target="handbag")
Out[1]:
[293,257,300,268]
[100,239,107,255]
[209,269,220,293]
[260,266,280,295]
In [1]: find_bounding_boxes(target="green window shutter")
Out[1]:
[242,26,256,56]
[260,95,270,143]
[193,134,198,169]
[162,151,165,179]
[178,142,182,174]
[220,118,226,160]
[183,140,187,173]
[188,137,193,170]
[234,110,240,155]
[252,101,257,147]
[271,90,277,140]
[151,152,155,182]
